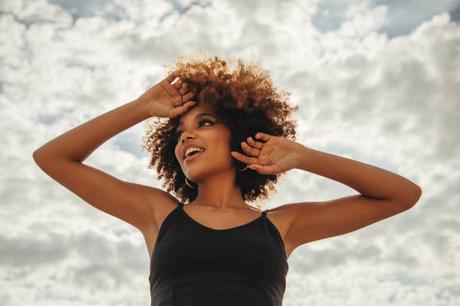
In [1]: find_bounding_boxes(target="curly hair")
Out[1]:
[141,52,299,210]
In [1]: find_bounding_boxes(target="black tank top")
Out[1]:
[149,201,289,306]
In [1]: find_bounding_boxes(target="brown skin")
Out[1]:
[174,102,254,211]
[33,69,421,260]
[139,70,302,208]
[137,71,243,210]
[166,72,304,211]
[31,71,202,240]
[138,71,259,211]
[138,70,198,118]
[30,70,290,258]
[231,132,304,176]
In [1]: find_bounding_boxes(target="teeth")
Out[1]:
[185,147,205,158]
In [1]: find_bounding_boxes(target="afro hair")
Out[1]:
[141,51,299,210]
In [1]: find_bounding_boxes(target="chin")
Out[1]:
[184,158,229,179]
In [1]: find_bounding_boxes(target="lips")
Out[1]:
[182,144,206,160]
[184,150,204,162]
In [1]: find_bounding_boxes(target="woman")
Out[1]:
[33,54,422,306]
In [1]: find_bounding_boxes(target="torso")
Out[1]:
[142,199,294,260]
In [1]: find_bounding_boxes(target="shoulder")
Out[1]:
[136,187,180,257]
[134,186,180,232]
[264,205,295,240]
[264,201,318,238]
[265,203,294,223]
[264,204,304,258]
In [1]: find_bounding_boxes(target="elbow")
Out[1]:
[33,150,46,167]
[403,185,423,208]
[32,150,41,162]
[413,185,422,203]
[33,149,52,165]
[390,184,422,209]
[32,150,45,162]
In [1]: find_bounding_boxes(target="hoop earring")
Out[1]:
[185,177,196,189]
[238,164,249,172]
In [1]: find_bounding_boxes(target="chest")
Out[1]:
[144,206,294,259]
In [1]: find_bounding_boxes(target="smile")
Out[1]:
[184,151,205,162]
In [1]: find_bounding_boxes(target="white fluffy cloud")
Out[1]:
[1,0,459,305]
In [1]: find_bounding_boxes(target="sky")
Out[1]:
[1,0,460,305]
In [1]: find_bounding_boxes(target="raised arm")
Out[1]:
[280,145,422,254]
[33,71,197,235]
[230,132,422,256]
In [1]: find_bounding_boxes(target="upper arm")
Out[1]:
[33,154,177,232]
[281,192,421,252]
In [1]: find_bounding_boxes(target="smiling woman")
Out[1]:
[32,50,300,306]
[135,53,301,305]
[142,52,299,207]
[32,49,421,306]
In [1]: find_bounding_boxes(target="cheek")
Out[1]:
[174,146,181,160]
[212,137,232,157]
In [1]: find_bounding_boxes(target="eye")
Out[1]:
[175,118,214,137]
[199,118,214,127]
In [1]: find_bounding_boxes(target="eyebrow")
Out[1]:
[177,112,216,130]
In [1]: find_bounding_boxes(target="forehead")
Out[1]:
[177,103,217,126]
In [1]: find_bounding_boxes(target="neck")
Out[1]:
[189,169,248,210]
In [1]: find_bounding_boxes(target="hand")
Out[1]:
[136,71,198,118]
[230,132,304,175]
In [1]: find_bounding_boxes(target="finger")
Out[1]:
[166,71,178,83]
[172,78,183,89]
[182,90,197,102]
[241,141,259,157]
[248,163,276,174]
[170,101,196,117]
[179,86,188,95]
[171,93,185,106]
[246,136,263,149]
[255,132,270,142]
[172,97,182,107]
[230,151,258,164]
[179,83,188,94]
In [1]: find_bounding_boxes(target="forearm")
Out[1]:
[33,99,151,163]
[295,145,421,202]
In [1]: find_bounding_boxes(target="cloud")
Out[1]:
[312,0,460,37]
[1,0,459,305]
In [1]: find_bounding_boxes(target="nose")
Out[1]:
[180,131,196,144]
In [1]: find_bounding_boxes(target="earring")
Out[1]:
[238,164,249,172]
[185,177,196,189]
